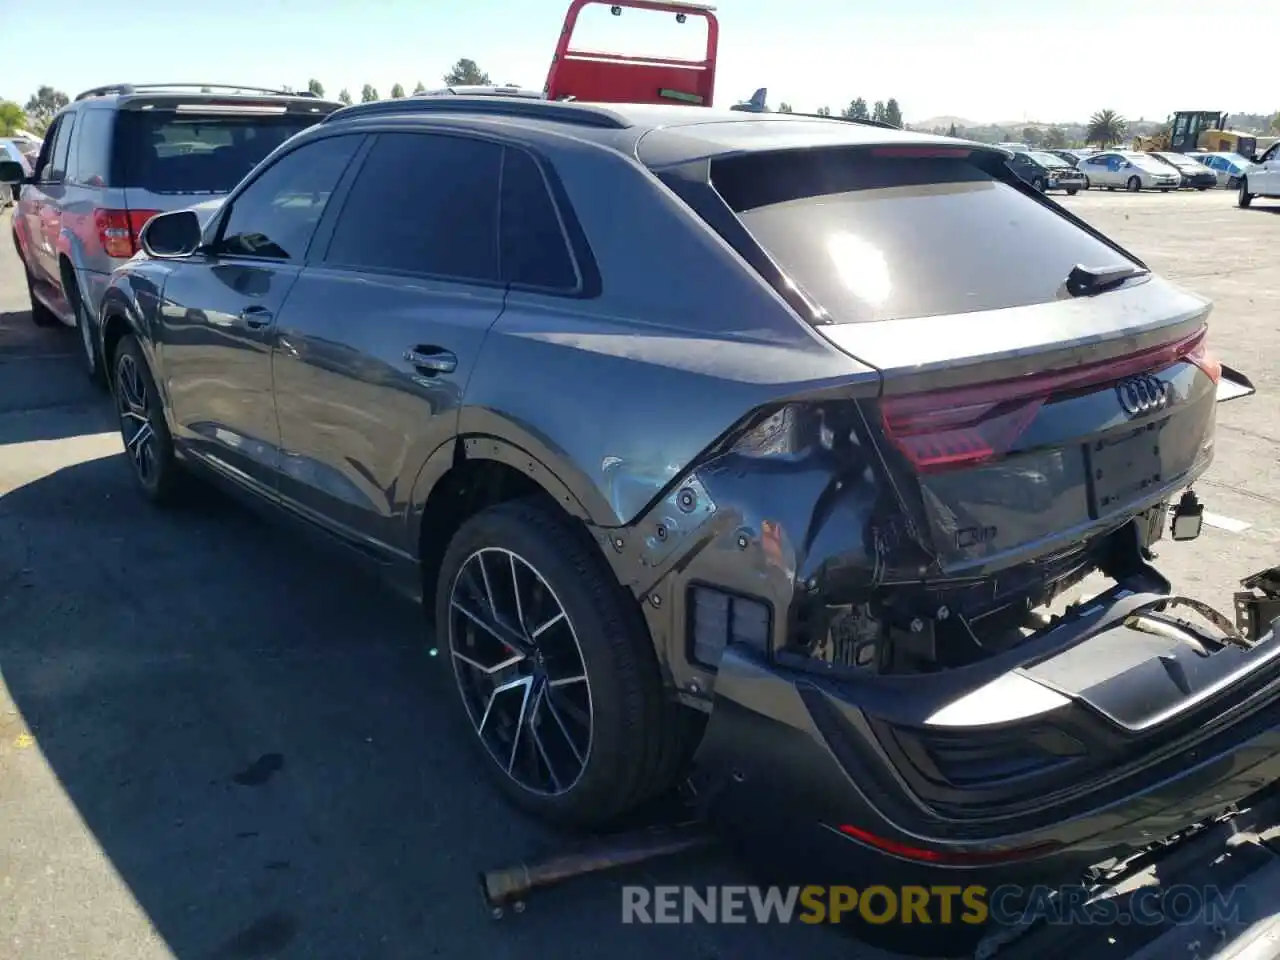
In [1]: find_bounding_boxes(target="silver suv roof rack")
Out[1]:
[320,95,630,130]
[74,83,319,102]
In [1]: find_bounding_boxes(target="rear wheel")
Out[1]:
[113,335,183,504]
[1238,177,1254,208]
[437,499,698,829]
[69,279,105,388]
[1126,176,1142,192]
[1031,176,1046,192]
[1065,187,1079,195]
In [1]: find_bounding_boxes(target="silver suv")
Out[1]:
[3,84,339,383]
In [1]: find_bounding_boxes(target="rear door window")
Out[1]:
[323,132,502,283]
[113,108,323,194]
[215,134,362,261]
[499,147,579,291]
[72,110,114,186]
[711,148,1137,324]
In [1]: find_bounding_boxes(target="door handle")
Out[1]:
[404,347,457,375]
[239,306,274,329]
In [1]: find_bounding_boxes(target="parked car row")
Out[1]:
[0,83,1272,955]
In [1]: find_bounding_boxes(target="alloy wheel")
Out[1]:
[448,546,593,795]
[116,354,158,486]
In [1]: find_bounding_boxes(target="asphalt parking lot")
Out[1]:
[1,188,1278,960]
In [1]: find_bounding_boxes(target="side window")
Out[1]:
[324,132,501,283]
[499,148,579,291]
[30,120,60,181]
[216,134,361,261]
[73,110,114,186]
[1263,144,1280,163]
[48,115,76,182]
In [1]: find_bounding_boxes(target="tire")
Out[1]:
[1031,176,1046,193]
[23,263,58,328]
[113,334,183,504]
[436,498,698,829]
[1126,176,1142,192]
[1160,188,1171,193]
[1238,177,1254,208]
[1082,175,1091,189]
[1065,187,1079,195]
[70,280,106,388]
[1106,185,1116,191]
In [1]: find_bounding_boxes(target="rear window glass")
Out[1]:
[113,110,320,194]
[712,150,1137,324]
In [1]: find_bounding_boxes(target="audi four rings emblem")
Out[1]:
[1116,375,1171,417]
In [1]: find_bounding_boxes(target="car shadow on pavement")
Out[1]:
[0,455,864,960]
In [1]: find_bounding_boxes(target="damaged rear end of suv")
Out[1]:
[428,102,1265,946]
[561,117,1270,917]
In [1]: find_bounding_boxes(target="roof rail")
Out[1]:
[74,83,319,102]
[319,95,630,129]
[786,112,900,129]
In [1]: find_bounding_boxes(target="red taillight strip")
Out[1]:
[835,823,1061,865]
[880,327,1217,474]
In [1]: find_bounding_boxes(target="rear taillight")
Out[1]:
[881,328,1217,474]
[94,208,160,258]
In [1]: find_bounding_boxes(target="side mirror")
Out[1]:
[0,160,26,185]
[139,209,202,259]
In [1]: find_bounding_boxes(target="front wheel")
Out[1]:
[113,335,183,504]
[23,264,58,328]
[1031,176,1046,193]
[1127,176,1142,192]
[437,499,698,829]
[1238,178,1254,208]
[1065,187,1079,195]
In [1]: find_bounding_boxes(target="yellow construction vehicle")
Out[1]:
[1132,111,1258,157]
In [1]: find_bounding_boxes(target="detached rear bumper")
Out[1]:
[694,573,1280,888]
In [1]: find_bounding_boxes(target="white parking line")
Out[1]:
[1203,512,1251,534]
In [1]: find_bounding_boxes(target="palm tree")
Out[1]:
[1086,110,1127,148]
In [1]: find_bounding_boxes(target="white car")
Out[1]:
[1238,141,1280,207]
[1077,151,1182,192]
[0,138,36,206]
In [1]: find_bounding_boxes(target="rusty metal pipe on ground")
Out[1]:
[480,821,715,915]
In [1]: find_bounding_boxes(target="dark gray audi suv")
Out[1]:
[72,95,1271,934]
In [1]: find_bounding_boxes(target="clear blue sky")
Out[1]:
[5,0,1276,125]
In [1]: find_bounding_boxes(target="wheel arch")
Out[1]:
[408,435,609,598]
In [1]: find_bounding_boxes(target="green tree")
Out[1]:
[1085,109,1126,147]
[413,81,427,95]
[841,98,868,120]
[871,100,887,123]
[338,88,352,105]
[1041,125,1067,148]
[1269,111,1280,134]
[883,98,902,127]
[0,100,26,135]
[815,105,831,117]
[1021,126,1042,147]
[307,78,325,97]
[361,84,379,103]
[443,58,491,86]
[390,83,406,98]
[777,102,793,113]
[947,122,958,137]
[23,86,69,134]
